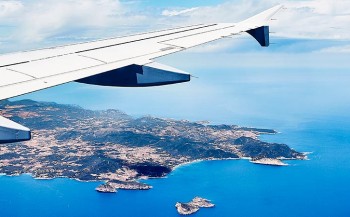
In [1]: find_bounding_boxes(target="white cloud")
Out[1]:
[158,0,350,40]
[0,0,349,48]
[319,44,350,53]
[162,7,198,17]
[274,0,350,40]
[288,0,350,15]
[0,0,22,17]
[0,0,149,44]
[16,0,123,42]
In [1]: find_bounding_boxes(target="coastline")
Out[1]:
[0,173,104,184]
[170,157,240,172]
[1,155,308,185]
[172,151,311,171]
[171,155,309,172]
[250,158,288,166]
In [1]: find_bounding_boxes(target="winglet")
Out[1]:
[247,26,270,47]
[240,5,283,47]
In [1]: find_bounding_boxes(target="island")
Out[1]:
[96,183,117,193]
[176,197,215,215]
[250,157,288,166]
[0,99,307,192]
[96,180,152,192]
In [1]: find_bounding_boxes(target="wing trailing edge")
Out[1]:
[0,116,31,144]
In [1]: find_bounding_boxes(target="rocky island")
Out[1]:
[0,99,306,192]
[176,197,215,215]
[96,180,152,192]
[250,158,288,166]
[96,182,117,193]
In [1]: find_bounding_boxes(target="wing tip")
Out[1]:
[242,4,284,25]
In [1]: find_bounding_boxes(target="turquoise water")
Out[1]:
[3,66,350,216]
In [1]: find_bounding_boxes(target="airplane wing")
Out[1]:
[0,5,283,143]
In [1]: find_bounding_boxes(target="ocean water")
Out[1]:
[2,67,350,216]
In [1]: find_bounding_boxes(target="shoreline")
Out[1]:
[250,158,288,166]
[170,155,308,172]
[0,155,309,187]
[170,157,240,172]
[0,173,104,184]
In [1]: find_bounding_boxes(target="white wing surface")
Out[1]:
[0,5,283,143]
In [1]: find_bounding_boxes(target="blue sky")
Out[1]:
[128,0,227,7]
[1,0,349,125]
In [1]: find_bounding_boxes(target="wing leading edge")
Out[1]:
[0,5,283,143]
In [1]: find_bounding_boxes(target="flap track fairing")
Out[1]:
[0,116,31,144]
[76,62,190,87]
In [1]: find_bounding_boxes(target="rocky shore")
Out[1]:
[250,158,288,166]
[95,183,117,193]
[95,181,152,193]
[176,197,215,215]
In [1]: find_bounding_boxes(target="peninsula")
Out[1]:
[0,100,306,192]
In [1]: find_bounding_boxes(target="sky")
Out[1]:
[1,0,350,124]
[0,0,349,48]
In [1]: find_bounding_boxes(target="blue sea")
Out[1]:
[2,52,350,216]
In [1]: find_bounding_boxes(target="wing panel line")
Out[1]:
[6,69,37,79]
[0,61,30,68]
[75,24,217,53]
[77,55,108,64]
[158,24,236,43]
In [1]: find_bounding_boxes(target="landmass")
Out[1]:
[0,100,307,192]
[250,157,288,166]
[175,197,215,215]
[96,182,117,193]
[96,180,152,192]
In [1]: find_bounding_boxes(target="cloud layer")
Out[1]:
[0,0,349,51]
[160,0,350,40]
[0,0,148,44]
